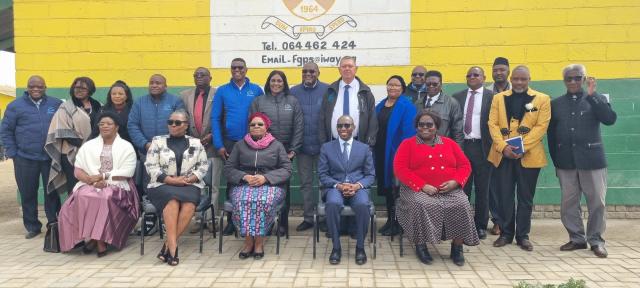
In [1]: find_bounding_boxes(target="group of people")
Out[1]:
[0,55,616,267]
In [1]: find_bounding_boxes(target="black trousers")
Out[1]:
[494,158,540,242]
[60,155,79,193]
[13,156,61,232]
[462,140,492,230]
[279,180,291,229]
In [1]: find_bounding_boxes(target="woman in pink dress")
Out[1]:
[58,111,139,256]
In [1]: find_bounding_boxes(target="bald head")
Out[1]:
[510,65,531,93]
[27,75,47,100]
[411,65,427,86]
[302,62,320,86]
[336,115,355,141]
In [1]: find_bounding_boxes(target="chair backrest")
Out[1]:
[203,159,213,187]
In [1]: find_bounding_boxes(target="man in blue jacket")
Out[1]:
[0,76,62,239]
[211,58,264,235]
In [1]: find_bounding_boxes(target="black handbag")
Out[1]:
[43,222,60,253]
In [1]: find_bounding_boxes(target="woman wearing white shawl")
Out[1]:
[58,112,139,256]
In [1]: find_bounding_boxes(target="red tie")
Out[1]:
[194,89,204,134]
[464,90,476,135]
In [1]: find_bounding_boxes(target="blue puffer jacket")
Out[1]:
[0,92,62,161]
[290,81,329,155]
[128,92,185,152]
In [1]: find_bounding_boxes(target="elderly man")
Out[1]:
[319,56,378,147]
[548,64,616,258]
[211,58,264,235]
[179,67,221,233]
[487,57,512,94]
[0,76,62,239]
[318,115,375,265]
[452,66,495,239]
[290,62,329,231]
[405,65,428,103]
[488,65,551,252]
[414,70,464,146]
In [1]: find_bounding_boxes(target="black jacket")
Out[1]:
[452,87,495,157]
[250,93,304,153]
[548,91,617,170]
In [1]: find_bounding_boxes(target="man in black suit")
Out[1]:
[548,64,617,258]
[452,66,495,240]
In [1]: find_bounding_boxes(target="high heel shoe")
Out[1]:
[238,248,254,260]
[97,248,108,258]
[157,243,168,262]
[167,246,179,266]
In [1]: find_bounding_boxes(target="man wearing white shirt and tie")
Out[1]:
[453,66,495,240]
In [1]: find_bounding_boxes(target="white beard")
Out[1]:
[513,88,526,93]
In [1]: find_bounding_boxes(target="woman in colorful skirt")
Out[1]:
[393,110,479,266]
[58,112,139,256]
[224,112,292,260]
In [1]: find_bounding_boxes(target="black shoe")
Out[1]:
[167,246,179,266]
[493,237,512,247]
[97,248,108,258]
[517,239,534,252]
[296,221,313,232]
[560,241,588,251]
[157,243,168,262]
[253,250,264,260]
[415,244,433,265]
[25,230,41,239]
[355,248,367,265]
[222,223,236,236]
[329,249,341,265]
[83,240,97,254]
[477,229,487,240]
[378,218,392,234]
[349,231,357,240]
[239,248,254,260]
[450,243,465,266]
[591,245,608,258]
[382,221,401,236]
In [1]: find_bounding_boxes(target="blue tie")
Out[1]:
[342,142,349,162]
[343,84,350,116]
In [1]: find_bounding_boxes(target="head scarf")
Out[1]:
[244,112,275,150]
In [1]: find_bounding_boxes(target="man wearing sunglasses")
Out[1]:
[290,62,329,232]
[211,58,264,235]
[548,64,617,258]
[179,67,221,234]
[405,65,428,103]
[414,70,464,146]
[452,66,495,240]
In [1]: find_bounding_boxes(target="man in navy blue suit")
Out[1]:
[318,115,375,265]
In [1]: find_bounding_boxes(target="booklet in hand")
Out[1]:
[506,136,524,155]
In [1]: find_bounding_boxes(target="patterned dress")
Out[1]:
[231,185,285,236]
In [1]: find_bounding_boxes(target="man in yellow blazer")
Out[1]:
[487,65,550,252]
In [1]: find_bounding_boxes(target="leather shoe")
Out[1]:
[493,237,512,247]
[450,244,465,266]
[25,230,41,239]
[415,244,433,265]
[355,248,367,265]
[490,224,501,235]
[517,239,534,251]
[296,221,313,232]
[477,229,487,240]
[560,241,587,251]
[591,245,608,258]
[222,223,236,236]
[329,249,341,265]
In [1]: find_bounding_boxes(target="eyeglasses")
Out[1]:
[336,123,352,129]
[564,76,584,83]
[302,69,316,74]
[249,122,265,127]
[417,122,435,129]
[466,73,481,78]
[193,72,210,78]
[167,120,186,126]
[411,72,425,77]
[426,82,440,87]
[231,66,245,70]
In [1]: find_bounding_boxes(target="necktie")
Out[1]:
[194,89,205,134]
[342,142,349,162]
[343,84,351,116]
[464,90,476,135]
[425,97,433,108]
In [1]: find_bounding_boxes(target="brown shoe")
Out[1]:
[517,239,534,251]
[560,241,587,251]
[493,237,511,247]
[489,224,501,235]
[591,245,608,258]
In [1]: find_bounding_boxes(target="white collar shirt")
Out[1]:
[331,79,360,139]
[463,87,484,139]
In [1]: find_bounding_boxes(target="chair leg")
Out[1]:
[158,213,163,240]
[312,214,317,259]
[140,212,145,255]
[199,210,206,253]
[218,210,225,254]
[276,216,281,255]
[211,206,216,239]
[372,214,377,259]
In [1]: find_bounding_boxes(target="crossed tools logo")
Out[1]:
[261,0,357,40]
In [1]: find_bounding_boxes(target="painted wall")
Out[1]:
[12,0,640,204]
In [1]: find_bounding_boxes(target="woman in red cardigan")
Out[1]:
[393,110,479,266]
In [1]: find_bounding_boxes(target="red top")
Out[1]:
[393,136,471,192]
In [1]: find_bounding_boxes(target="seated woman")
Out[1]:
[224,112,291,260]
[145,110,209,266]
[58,112,139,256]
[393,110,479,266]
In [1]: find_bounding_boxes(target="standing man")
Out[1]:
[319,56,378,147]
[290,62,329,231]
[452,66,495,239]
[180,67,220,233]
[318,115,375,265]
[0,76,62,239]
[488,65,551,252]
[414,70,464,146]
[404,65,428,103]
[211,58,264,236]
[487,57,512,94]
[548,64,616,258]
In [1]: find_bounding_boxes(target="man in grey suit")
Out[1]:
[548,64,617,258]
[452,66,495,240]
[318,115,375,265]
[179,67,220,233]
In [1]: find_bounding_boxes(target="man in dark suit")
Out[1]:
[548,64,617,258]
[452,66,495,240]
[318,115,375,265]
